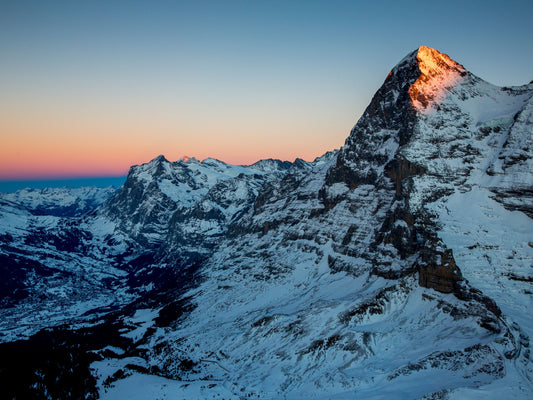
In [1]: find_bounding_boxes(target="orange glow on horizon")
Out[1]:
[0,89,351,179]
[0,120,341,179]
[0,40,356,181]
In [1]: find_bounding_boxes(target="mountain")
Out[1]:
[0,186,116,217]
[103,155,294,249]
[0,46,532,399]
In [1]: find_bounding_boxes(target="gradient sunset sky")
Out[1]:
[1,0,532,180]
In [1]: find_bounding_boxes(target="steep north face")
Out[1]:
[0,46,532,399]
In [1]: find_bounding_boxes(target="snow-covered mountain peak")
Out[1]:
[102,153,301,247]
[408,46,467,111]
[153,154,168,162]
[328,46,532,192]
[415,45,465,74]
[129,154,172,181]
[179,155,196,163]
[249,158,293,172]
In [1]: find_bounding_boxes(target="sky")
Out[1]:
[1,0,532,180]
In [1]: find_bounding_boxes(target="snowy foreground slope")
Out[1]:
[0,46,532,399]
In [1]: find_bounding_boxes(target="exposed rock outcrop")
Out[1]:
[418,248,462,293]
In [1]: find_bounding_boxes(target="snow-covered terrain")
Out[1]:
[0,186,117,217]
[0,46,531,399]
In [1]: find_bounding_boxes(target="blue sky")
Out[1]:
[1,0,532,182]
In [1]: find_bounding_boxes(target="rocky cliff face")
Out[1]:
[1,46,532,399]
[102,155,296,255]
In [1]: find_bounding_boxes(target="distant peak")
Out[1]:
[201,157,226,166]
[408,46,467,111]
[153,154,169,163]
[180,156,199,164]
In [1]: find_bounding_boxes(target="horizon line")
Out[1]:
[0,174,128,183]
[0,152,327,182]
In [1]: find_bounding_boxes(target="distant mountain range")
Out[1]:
[0,46,531,399]
[0,176,126,194]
